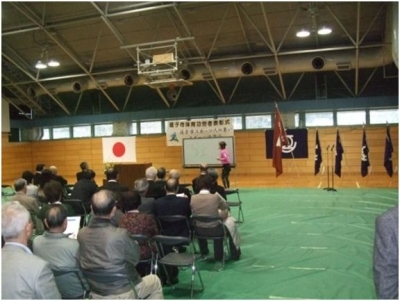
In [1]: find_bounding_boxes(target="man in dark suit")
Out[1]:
[76,161,89,182]
[145,166,165,199]
[192,163,208,194]
[154,178,191,237]
[169,169,192,201]
[33,163,45,186]
[373,203,398,299]
[207,168,227,200]
[98,167,129,202]
[70,170,98,213]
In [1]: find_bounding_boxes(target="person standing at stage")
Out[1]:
[217,141,231,189]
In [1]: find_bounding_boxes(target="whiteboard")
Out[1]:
[182,137,235,167]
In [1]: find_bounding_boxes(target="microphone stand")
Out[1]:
[323,145,331,191]
[330,144,337,192]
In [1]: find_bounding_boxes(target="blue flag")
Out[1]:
[335,130,344,177]
[384,126,393,177]
[314,130,322,175]
[361,129,370,177]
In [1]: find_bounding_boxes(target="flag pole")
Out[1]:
[323,145,331,191]
[330,144,337,192]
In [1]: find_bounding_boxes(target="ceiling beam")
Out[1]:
[234,3,252,53]
[355,3,361,96]
[207,3,231,60]
[2,95,32,119]
[12,2,120,112]
[2,52,71,115]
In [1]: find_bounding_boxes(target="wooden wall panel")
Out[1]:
[1,125,398,188]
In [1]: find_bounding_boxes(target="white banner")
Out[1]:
[166,117,234,146]
[102,136,136,163]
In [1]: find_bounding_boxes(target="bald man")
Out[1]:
[78,190,163,299]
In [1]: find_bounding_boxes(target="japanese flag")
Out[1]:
[102,137,136,163]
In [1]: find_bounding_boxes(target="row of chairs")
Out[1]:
[52,214,229,299]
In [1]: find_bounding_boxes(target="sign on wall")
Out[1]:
[166,117,234,146]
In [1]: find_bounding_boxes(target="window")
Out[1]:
[73,125,91,138]
[94,124,113,137]
[129,122,138,135]
[42,128,50,140]
[305,112,334,127]
[53,127,70,139]
[140,121,162,134]
[231,116,243,130]
[337,110,366,126]
[245,115,271,129]
[370,109,398,124]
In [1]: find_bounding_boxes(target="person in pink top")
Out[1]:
[217,141,231,189]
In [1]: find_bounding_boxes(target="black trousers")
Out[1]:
[196,225,240,261]
[221,164,231,188]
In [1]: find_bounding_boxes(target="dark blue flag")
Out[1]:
[361,128,370,177]
[335,130,344,177]
[314,130,322,175]
[384,126,393,177]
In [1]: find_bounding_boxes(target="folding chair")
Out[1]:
[157,215,192,239]
[63,198,88,226]
[191,215,230,270]
[81,269,144,299]
[153,235,204,299]
[131,234,156,275]
[225,188,244,223]
[52,268,90,299]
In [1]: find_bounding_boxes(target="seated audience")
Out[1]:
[76,161,89,182]
[154,178,192,238]
[21,170,38,198]
[207,168,227,200]
[38,180,75,221]
[49,165,68,187]
[8,178,44,234]
[33,204,89,299]
[2,201,61,299]
[33,163,45,186]
[136,178,156,215]
[373,204,399,299]
[70,169,98,213]
[191,175,241,267]
[169,169,192,201]
[119,191,159,276]
[98,167,129,202]
[157,167,167,183]
[145,166,165,199]
[36,168,55,204]
[192,163,208,194]
[78,190,163,299]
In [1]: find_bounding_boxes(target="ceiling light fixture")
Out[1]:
[318,26,332,35]
[296,29,310,38]
[47,59,60,67]
[35,60,47,69]
[35,48,60,69]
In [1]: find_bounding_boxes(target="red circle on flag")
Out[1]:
[112,142,126,157]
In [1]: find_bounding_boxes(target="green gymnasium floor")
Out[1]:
[164,188,398,299]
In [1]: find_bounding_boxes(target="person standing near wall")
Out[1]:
[217,141,231,189]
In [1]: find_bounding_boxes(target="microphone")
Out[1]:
[326,145,330,150]
[331,144,335,151]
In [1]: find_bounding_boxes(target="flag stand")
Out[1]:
[324,144,337,192]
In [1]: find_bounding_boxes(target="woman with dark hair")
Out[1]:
[217,141,231,189]
[118,191,158,276]
[36,169,55,204]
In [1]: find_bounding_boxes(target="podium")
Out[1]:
[111,163,152,190]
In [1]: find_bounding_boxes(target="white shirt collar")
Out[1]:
[199,189,210,194]
[5,242,32,254]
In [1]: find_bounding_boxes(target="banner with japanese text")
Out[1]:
[166,117,234,146]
